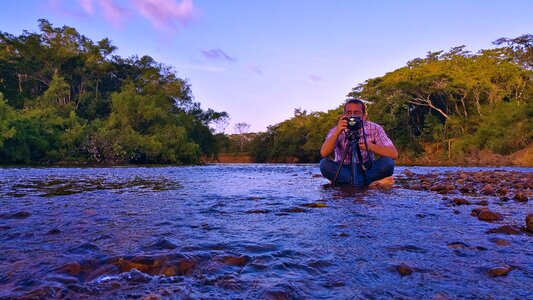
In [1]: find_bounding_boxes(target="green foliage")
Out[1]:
[0,20,227,164]
[250,35,531,163]
[0,94,16,148]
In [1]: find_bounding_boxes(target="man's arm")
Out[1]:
[320,117,347,157]
[360,142,398,159]
[359,123,398,159]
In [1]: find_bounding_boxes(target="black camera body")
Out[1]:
[344,116,363,131]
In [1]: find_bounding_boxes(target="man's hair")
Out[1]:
[344,99,366,115]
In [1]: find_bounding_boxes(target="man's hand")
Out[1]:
[335,115,348,135]
[358,141,372,152]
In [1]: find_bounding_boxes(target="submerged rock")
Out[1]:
[397,263,414,276]
[513,193,528,202]
[477,210,503,222]
[487,265,512,277]
[480,184,495,195]
[487,225,521,235]
[452,198,471,205]
[526,214,533,232]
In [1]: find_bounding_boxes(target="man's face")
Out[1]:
[344,103,365,119]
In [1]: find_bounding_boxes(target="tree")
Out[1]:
[234,122,251,152]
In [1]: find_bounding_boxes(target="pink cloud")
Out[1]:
[309,74,322,82]
[50,0,198,32]
[99,0,129,28]
[131,0,199,31]
[77,0,95,15]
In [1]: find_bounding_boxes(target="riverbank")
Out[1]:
[210,145,533,166]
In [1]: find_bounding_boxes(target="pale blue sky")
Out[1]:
[1,0,531,133]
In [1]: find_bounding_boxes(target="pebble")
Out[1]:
[477,210,503,222]
[480,184,494,195]
[397,263,414,276]
[487,265,512,277]
[452,198,471,205]
[526,214,533,232]
[513,193,528,202]
[486,225,521,235]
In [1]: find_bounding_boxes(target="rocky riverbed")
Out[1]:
[1,165,532,299]
[396,169,533,234]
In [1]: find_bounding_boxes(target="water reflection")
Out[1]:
[0,165,531,299]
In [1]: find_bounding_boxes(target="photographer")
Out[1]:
[319,99,398,187]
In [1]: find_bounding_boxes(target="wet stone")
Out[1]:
[526,214,533,232]
[452,198,471,205]
[488,238,511,246]
[301,202,327,208]
[486,225,521,235]
[513,193,528,202]
[480,184,495,195]
[397,263,414,276]
[487,265,512,277]
[477,210,503,222]
[475,200,489,206]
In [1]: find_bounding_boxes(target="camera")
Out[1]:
[344,116,363,131]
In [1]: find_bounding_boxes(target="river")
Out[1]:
[0,164,531,299]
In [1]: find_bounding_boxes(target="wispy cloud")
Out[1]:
[201,49,236,62]
[309,74,322,82]
[50,0,199,31]
[131,0,199,31]
[245,64,263,76]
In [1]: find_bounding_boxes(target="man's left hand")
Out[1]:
[359,141,372,152]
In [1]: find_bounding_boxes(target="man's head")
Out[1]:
[344,99,366,118]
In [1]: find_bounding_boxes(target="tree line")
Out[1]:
[0,19,228,164]
[248,35,532,163]
[1,21,530,165]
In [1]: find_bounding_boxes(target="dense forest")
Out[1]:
[0,20,228,164]
[0,21,531,165]
[249,35,532,165]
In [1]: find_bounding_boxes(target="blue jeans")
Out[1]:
[319,157,395,186]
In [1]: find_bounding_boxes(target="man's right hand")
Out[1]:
[335,115,348,135]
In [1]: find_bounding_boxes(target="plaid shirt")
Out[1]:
[325,120,394,164]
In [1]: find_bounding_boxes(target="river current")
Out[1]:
[0,164,531,299]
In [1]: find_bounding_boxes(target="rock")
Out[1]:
[475,200,489,206]
[489,238,511,246]
[513,193,528,202]
[471,208,487,217]
[497,187,509,196]
[429,184,448,192]
[452,198,471,205]
[459,173,468,179]
[477,210,503,222]
[526,214,533,232]
[397,263,414,276]
[301,202,327,208]
[487,265,512,277]
[486,225,521,234]
[480,184,494,195]
[403,169,416,177]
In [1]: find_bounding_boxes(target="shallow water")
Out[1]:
[0,164,532,299]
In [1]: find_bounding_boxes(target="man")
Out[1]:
[319,99,397,187]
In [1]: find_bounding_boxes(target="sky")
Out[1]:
[0,0,531,133]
